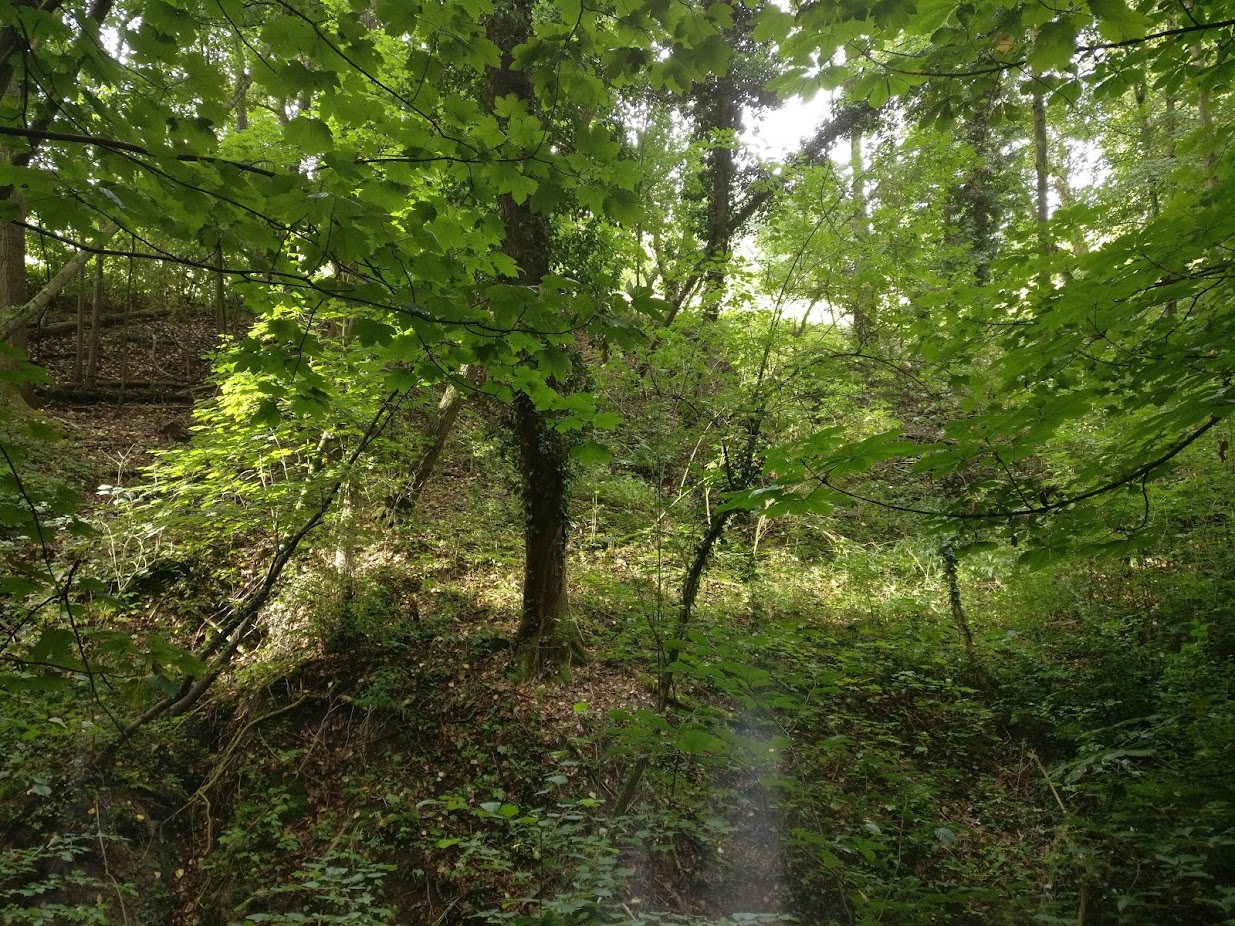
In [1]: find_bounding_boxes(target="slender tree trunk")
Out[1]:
[489,0,585,677]
[848,126,871,345]
[85,252,104,384]
[1134,83,1161,217]
[74,267,86,384]
[0,72,31,403]
[330,474,359,643]
[699,70,738,324]
[945,87,1001,286]
[656,508,732,708]
[1032,90,1050,236]
[227,63,252,133]
[214,244,227,335]
[119,245,134,388]
[0,211,31,404]
[387,365,484,521]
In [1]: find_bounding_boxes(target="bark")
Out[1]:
[0,205,27,336]
[848,126,871,345]
[386,365,484,520]
[214,244,227,334]
[944,87,1001,285]
[227,69,252,133]
[656,509,732,709]
[0,0,116,382]
[1134,83,1161,217]
[85,252,104,384]
[699,68,739,323]
[0,70,30,403]
[0,212,32,403]
[512,391,585,676]
[489,0,585,677]
[119,245,134,385]
[32,304,168,341]
[0,0,115,401]
[1032,89,1051,258]
[0,226,117,343]
[35,381,201,404]
[74,268,85,382]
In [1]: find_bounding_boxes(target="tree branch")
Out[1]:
[807,416,1220,521]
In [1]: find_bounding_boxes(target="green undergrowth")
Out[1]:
[5,410,1235,925]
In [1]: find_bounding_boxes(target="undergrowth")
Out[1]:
[4,408,1235,926]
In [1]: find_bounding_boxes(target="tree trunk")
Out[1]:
[74,267,86,383]
[0,78,30,403]
[944,86,1002,286]
[214,244,227,335]
[0,212,27,335]
[512,391,586,676]
[0,225,118,343]
[1134,82,1161,218]
[489,0,585,677]
[85,252,104,384]
[0,0,115,403]
[941,542,978,666]
[119,245,134,387]
[1031,88,1052,266]
[386,365,484,521]
[848,126,871,345]
[699,69,738,324]
[657,508,732,708]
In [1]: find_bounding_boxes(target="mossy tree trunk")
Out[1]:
[513,391,586,676]
[489,0,586,678]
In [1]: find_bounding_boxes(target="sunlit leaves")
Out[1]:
[283,117,335,155]
[1027,17,1080,73]
[1087,0,1153,42]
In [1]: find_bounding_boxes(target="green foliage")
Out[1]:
[6,0,1235,923]
[0,835,133,925]
[232,851,397,926]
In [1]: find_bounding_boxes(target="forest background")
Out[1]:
[1,0,1234,922]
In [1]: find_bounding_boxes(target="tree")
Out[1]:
[486,0,584,676]
[744,0,1235,558]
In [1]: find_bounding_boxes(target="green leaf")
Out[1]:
[1028,18,1078,72]
[674,728,729,756]
[284,116,334,155]
[350,317,395,346]
[570,440,611,465]
[1088,0,1153,41]
[30,628,77,666]
[752,5,795,43]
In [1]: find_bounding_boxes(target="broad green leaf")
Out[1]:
[1088,0,1153,41]
[1028,18,1078,72]
[284,117,334,155]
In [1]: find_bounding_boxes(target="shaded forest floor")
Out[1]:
[3,328,1234,926]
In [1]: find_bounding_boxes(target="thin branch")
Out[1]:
[807,415,1220,521]
[0,125,277,176]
